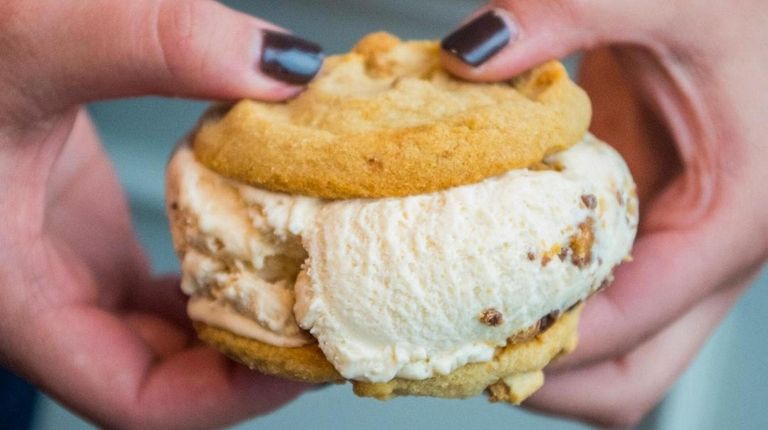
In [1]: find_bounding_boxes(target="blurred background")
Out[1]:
[14,0,768,428]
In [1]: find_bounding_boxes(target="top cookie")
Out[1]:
[193,32,591,199]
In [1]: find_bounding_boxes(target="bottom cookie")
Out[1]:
[195,304,581,404]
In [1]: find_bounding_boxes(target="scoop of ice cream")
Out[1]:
[167,133,638,382]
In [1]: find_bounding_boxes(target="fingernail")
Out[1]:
[260,30,324,85]
[441,10,517,67]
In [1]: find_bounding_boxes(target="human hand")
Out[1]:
[0,1,323,428]
[441,1,768,426]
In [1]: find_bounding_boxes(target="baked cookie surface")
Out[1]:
[195,305,581,403]
[193,32,591,199]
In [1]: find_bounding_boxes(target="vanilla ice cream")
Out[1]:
[167,133,638,383]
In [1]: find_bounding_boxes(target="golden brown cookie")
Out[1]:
[195,304,581,403]
[193,32,591,199]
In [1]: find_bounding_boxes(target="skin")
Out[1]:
[441,0,768,427]
[0,0,765,429]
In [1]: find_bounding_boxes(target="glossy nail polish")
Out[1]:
[260,30,324,85]
[441,11,515,67]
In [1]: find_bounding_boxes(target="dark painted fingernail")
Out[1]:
[260,30,324,85]
[441,10,516,67]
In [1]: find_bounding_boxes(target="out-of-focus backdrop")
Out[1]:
[27,1,768,428]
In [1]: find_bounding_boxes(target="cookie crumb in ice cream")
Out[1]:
[480,309,504,326]
[541,244,563,267]
[570,218,594,268]
[527,251,536,261]
[538,310,561,332]
[581,194,597,209]
[541,254,551,267]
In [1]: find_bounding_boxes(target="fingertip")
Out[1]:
[238,28,323,102]
[439,8,522,82]
[164,19,322,102]
[439,0,627,83]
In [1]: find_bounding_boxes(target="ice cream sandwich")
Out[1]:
[166,32,638,403]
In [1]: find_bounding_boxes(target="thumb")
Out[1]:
[3,0,324,119]
[440,0,654,81]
